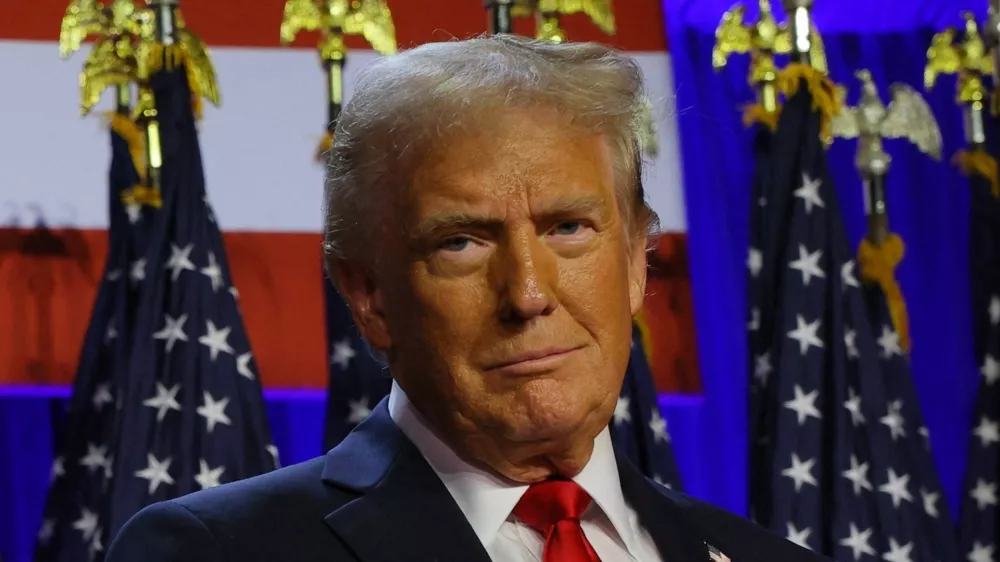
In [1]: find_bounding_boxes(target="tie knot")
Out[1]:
[513,479,593,533]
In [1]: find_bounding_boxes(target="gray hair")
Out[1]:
[322,34,659,266]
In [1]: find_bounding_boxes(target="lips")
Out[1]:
[484,346,583,375]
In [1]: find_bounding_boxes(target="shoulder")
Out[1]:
[652,485,831,562]
[107,457,354,562]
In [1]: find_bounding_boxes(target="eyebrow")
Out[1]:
[409,194,609,240]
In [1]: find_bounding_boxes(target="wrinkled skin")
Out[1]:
[336,106,648,482]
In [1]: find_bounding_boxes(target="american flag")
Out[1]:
[33,108,149,562]
[956,127,1000,562]
[321,280,391,450]
[38,56,279,558]
[747,70,959,561]
[611,324,684,489]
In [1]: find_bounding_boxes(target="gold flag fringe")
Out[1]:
[105,112,147,179]
[315,132,334,163]
[633,307,655,366]
[777,63,841,141]
[954,149,999,198]
[120,184,163,209]
[742,103,781,131]
[857,234,910,352]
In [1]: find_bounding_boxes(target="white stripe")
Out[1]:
[0,41,685,233]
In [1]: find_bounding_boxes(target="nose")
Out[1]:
[497,229,558,322]
[497,231,558,322]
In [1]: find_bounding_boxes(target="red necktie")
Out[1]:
[512,479,603,562]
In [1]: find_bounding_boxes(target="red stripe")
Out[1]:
[4,0,666,52]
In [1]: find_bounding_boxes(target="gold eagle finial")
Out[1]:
[280,0,398,59]
[511,0,615,44]
[925,12,993,108]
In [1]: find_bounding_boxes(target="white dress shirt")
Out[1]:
[388,381,665,562]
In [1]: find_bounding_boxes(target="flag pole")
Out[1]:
[485,0,516,34]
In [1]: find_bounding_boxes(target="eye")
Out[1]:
[549,221,591,237]
[439,236,473,252]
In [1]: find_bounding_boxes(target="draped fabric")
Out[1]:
[665,13,981,518]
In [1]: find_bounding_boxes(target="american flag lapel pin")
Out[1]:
[707,543,731,562]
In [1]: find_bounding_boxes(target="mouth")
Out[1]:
[484,346,583,376]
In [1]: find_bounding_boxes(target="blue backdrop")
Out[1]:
[0,2,991,561]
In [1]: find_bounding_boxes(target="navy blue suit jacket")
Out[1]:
[106,400,828,561]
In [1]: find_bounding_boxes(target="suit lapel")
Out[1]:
[617,454,711,562]
[321,399,492,562]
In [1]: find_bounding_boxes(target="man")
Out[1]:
[107,35,826,562]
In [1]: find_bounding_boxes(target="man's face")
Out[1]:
[345,107,647,470]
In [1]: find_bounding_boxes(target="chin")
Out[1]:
[497,384,609,443]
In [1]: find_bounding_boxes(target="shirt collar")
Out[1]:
[387,381,641,554]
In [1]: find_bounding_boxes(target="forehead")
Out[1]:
[404,108,618,215]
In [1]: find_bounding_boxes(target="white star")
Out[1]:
[841,260,861,289]
[921,488,940,518]
[37,518,55,544]
[840,523,875,561]
[879,469,913,508]
[142,382,182,422]
[125,201,142,223]
[974,416,1000,447]
[789,245,825,286]
[196,392,232,434]
[152,313,189,353]
[200,252,224,293]
[970,479,998,510]
[613,396,632,425]
[130,258,146,285]
[347,396,372,425]
[784,385,822,425]
[754,353,772,385]
[330,338,356,370]
[194,459,225,490]
[788,315,823,355]
[782,453,818,492]
[135,453,174,495]
[794,173,825,214]
[748,247,763,278]
[72,508,99,541]
[649,410,669,443]
[748,307,761,332]
[106,268,123,282]
[199,320,234,361]
[882,538,913,562]
[236,351,255,380]
[79,443,109,474]
[842,454,873,495]
[968,541,995,562]
[880,400,906,441]
[919,425,931,450]
[845,329,859,359]
[164,243,196,281]
[51,457,65,482]
[786,522,812,550]
[229,286,240,300]
[990,296,1000,326]
[844,388,866,426]
[877,326,902,358]
[92,383,113,412]
[982,356,1000,385]
[266,444,281,468]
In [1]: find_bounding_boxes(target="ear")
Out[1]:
[332,259,393,351]
[627,234,649,317]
